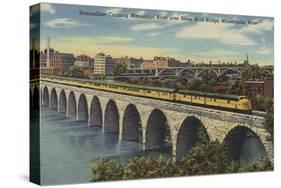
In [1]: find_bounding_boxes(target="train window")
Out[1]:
[195,96,197,99]
[214,99,216,102]
[227,100,230,104]
[147,90,151,93]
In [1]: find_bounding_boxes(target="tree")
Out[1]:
[113,63,128,76]
[124,155,176,179]
[91,159,124,181]
[228,81,247,95]
[177,141,230,176]
[237,159,273,172]
[242,63,263,80]
[65,66,88,78]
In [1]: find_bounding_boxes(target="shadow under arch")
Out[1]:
[122,104,142,143]
[78,94,88,122]
[68,91,76,119]
[223,126,268,164]
[176,116,209,161]
[104,99,119,134]
[178,69,196,79]
[59,90,66,113]
[145,109,172,153]
[220,68,241,77]
[42,86,49,107]
[50,88,58,110]
[89,96,103,127]
[198,69,218,78]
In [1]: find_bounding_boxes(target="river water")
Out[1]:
[33,106,268,185]
[38,107,170,185]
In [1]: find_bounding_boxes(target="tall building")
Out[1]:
[40,48,75,70]
[40,37,75,71]
[94,52,115,75]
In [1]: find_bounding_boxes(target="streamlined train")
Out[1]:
[41,76,252,113]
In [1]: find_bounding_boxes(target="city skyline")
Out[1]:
[32,3,274,66]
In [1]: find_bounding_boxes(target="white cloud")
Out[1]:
[136,10,146,15]
[41,3,56,14]
[255,47,273,55]
[130,23,171,31]
[176,22,257,46]
[106,8,123,14]
[169,12,188,18]
[148,32,160,36]
[95,36,134,43]
[159,12,168,17]
[239,20,273,35]
[44,18,86,28]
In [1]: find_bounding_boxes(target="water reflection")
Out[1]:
[39,107,170,185]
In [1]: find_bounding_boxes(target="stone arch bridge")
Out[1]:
[30,80,273,162]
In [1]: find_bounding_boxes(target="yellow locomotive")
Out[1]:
[41,76,252,114]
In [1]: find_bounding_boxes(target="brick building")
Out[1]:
[40,48,75,70]
[245,80,273,99]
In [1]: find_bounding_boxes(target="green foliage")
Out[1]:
[64,66,88,79]
[228,81,247,95]
[251,95,273,111]
[177,141,229,176]
[124,155,176,179]
[197,125,210,145]
[91,159,124,181]
[91,142,273,181]
[113,63,128,76]
[237,159,273,172]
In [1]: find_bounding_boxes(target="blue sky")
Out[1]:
[31,3,274,65]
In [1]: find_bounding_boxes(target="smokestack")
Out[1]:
[46,37,50,67]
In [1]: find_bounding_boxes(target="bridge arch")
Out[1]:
[178,69,196,78]
[50,88,58,110]
[176,116,209,161]
[158,69,177,76]
[145,109,172,152]
[260,69,273,75]
[59,90,67,113]
[104,99,119,134]
[78,94,88,121]
[42,86,49,107]
[122,104,142,143]
[89,96,103,127]
[223,126,268,164]
[68,91,77,119]
[32,86,39,110]
[197,69,218,78]
[220,68,241,77]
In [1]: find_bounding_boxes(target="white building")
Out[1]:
[94,52,115,75]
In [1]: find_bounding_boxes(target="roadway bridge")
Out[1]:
[30,78,273,162]
[128,66,273,78]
